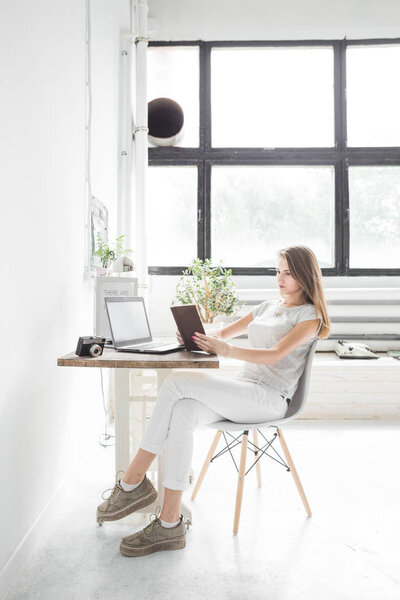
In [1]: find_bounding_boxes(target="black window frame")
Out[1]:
[147,39,400,276]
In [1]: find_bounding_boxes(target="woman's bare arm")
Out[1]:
[193,318,318,365]
[219,311,254,340]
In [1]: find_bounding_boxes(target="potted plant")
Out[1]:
[93,234,133,275]
[174,258,241,334]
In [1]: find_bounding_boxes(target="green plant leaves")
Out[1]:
[93,234,132,268]
[175,258,240,323]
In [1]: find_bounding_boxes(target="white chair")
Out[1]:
[191,338,318,534]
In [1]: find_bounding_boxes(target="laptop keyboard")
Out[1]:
[125,341,171,350]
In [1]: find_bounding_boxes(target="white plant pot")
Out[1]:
[203,322,224,336]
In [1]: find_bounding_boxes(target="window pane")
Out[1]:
[211,166,334,267]
[349,166,400,268]
[347,45,400,146]
[211,47,334,147]
[147,167,197,265]
[147,47,199,147]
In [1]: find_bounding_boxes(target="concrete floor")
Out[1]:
[5,419,400,600]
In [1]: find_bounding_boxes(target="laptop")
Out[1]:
[104,296,185,354]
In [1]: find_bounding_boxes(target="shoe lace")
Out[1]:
[142,506,162,534]
[101,469,125,501]
[142,506,191,532]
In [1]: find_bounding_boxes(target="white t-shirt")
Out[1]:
[233,299,321,399]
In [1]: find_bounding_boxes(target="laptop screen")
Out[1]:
[105,298,152,345]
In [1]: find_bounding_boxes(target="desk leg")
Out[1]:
[114,368,131,474]
[152,369,170,509]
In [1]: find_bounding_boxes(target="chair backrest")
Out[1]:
[285,338,318,419]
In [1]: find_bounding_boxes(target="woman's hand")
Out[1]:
[176,330,184,345]
[192,332,232,356]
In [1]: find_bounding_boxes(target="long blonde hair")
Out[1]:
[278,245,330,339]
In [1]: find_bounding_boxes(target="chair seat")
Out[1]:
[207,415,292,431]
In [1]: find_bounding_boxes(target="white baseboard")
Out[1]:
[0,472,70,600]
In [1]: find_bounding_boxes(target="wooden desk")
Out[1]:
[57,347,219,520]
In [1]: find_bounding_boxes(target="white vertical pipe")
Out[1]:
[133,0,150,308]
[117,32,133,252]
[131,0,139,282]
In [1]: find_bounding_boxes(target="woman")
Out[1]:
[96,245,330,557]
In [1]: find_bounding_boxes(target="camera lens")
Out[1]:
[90,344,102,357]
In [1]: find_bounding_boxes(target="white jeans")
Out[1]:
[139,371,288,491]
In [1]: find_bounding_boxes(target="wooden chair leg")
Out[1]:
[191,430,222,500]
[252,429,262,487]
[276,427,312,516]
[233,432,248,535]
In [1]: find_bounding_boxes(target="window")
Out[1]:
[146,166,198,266]
[211,46,334,148]
[147,45,200,147]
[211,165,334,267]
[147,40,400,276]
[346,45,400,147]
[348,166,400,268]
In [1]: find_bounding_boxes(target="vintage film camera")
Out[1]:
[75,336,106,357]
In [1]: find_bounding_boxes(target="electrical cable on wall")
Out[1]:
[85,0,93,274]
[98,368,115,447]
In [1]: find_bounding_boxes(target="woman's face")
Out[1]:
[275,257,304,297]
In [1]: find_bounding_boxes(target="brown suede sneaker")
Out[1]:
[96,471,158,525]
[120,506,191,557]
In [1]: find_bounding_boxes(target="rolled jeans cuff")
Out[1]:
[139,440,163,455]
[162,476,189,492]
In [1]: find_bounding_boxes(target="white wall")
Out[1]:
[147,0,400,40]
[0,0,126,596]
